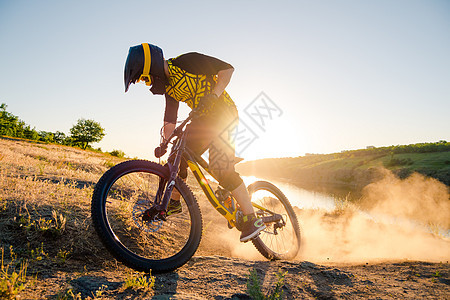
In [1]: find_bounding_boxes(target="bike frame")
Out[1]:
[184,149,238,226]
[156,113,272,227]
[184,149,277,227]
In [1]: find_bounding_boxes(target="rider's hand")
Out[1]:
[154,144,167,158]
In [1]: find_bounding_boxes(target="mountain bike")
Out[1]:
[91,112,301,273]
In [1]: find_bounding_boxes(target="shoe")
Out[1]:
[240,214,266,242]
[167,199,182,216]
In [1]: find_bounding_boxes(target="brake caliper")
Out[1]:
[142,206,167,222]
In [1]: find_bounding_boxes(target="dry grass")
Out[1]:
[0,138,126,273]
[0,137,241,297]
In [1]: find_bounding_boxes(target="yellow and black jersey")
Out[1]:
[164,53,236,123]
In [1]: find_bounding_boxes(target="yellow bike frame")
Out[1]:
[186,159,238,227]
[184,149,276,228]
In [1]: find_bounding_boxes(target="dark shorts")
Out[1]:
[180,103,243,191]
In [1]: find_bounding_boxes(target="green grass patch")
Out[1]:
[247,268,287,300]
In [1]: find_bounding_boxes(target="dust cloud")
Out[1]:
[201,169,449,263]
[299,169,450,263]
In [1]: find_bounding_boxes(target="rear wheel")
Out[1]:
[248,181,301,260]
[91,160,202,273]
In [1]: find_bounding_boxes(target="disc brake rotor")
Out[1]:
[132,199,163,233]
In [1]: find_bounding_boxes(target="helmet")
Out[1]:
[124,43,166,94]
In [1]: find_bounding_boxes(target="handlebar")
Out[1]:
[158,109,199,152]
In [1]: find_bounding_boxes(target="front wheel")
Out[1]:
[91,160,202,273]
[248,181,301,260]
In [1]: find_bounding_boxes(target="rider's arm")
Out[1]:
[163,122,176,141]
[212,68,234,97]
[163,95,179,141]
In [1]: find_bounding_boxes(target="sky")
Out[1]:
[1,0,449,160]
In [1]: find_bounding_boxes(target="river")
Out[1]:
[242,176,337,211]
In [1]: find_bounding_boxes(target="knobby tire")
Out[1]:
[91,160,202,273]
[248,181,301,260]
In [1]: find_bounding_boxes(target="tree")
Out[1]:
[0,103,19,136]
[53,131,67,144]
[0,103,39,140]
[70,118,105,150]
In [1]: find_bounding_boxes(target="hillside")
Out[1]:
[0,137,449,299]
[237,142,450,190]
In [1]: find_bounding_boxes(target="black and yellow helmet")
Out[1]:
[124,43,166,94]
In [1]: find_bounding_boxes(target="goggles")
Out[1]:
[138,43,152,86]
[138,74,152,86]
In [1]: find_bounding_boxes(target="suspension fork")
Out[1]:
[156,132,188,212]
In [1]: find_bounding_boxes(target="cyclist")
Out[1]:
[124,43,266,242]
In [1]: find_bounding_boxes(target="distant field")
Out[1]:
[237,143,450,188]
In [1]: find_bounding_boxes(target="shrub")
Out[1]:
[385,157,413,167]
[0,247,28,299]
[122,272,155,291]
[109,149,126,158]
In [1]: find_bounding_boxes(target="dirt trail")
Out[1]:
[19,255,450,299]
